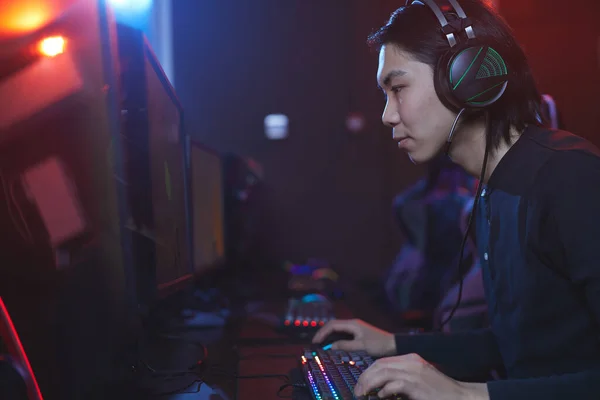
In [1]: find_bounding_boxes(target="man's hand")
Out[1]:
[312,319,396,357]
[353,353,490,400]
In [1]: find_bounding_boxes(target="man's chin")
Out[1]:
[407,152,429,165]
[407,147,445,165]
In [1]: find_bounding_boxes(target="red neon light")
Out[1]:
[0,297,44,400]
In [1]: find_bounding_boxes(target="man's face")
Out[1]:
[377,44,457,164]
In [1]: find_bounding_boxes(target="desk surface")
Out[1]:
[235,299,353,400]
[141,298,353,400]
[237,344,304,399]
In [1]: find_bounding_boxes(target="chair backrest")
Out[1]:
[540,94,564,130]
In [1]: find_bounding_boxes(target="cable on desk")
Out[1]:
[210,370,290,382]
[141,360,203,378]
[236,374,289,381]
[277,382,307,399]
[230,341,299,398]
[135,360,206,397]
[214,351,290,381]
[150,379,203,397]
[153,333,209,359]
[238,353,297,361]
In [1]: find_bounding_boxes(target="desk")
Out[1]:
[234,299,352,400]
[237,344,304,399]
[140,299,353,400]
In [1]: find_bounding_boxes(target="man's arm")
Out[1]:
[485,370,600,400]
[395,328,503,379]
[550,153,600,343]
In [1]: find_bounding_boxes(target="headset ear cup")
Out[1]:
[447,45,509,108]
[435,50,462,112]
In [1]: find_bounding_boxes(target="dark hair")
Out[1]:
[367,0,543,150]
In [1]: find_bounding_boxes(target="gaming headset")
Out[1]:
[405,0,509,112]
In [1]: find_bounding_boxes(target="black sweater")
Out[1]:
[395,126,600,399]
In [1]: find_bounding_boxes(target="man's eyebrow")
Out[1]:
[378,69,407,89]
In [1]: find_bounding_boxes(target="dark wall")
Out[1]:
[172,0,420,281]
[500,0,600,142]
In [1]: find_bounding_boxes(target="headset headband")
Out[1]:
[405,0,476,47]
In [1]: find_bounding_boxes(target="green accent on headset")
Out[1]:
[476,47,507,79]
[452,47,483,90]
[466,81,507,103]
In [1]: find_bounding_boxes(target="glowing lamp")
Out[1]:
[38,36,65,57]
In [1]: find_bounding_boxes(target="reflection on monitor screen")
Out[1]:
[190,143,225,274]
[145,56,190,291]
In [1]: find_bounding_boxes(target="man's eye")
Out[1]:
[391,85,405,94]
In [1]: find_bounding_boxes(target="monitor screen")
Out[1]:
[144,52,192,293]
[190,143,225,274]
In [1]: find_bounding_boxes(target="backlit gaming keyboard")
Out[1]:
[300,348,404,400]
[282,297,335,331]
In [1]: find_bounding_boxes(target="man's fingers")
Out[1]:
[377,380,407,398]
[331,339,361,351]
[312,319,354,343]
[312,321,336,343]
[354,365,394,396]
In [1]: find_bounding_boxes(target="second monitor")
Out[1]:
[189,142,226,276]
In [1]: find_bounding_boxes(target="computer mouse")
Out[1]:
[301,293,329,303]
[318,331,354,350]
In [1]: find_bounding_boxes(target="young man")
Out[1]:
[313,0,600,399]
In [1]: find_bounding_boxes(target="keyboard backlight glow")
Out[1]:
[315,356,324,370]
[307,371,323,400]
[313,356,339,400]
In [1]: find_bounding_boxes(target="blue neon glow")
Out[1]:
[307,371,323,400]
[109,0,153,13]
[108,0,152,32]
[314,356,339,400]
[321,370,339,400]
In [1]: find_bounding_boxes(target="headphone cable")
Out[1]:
[439,114,490,331]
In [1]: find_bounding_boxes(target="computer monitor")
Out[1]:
[117,23,193,308]
[0,1,139,398]
[189,142,226,275]
[145,42,192,296]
